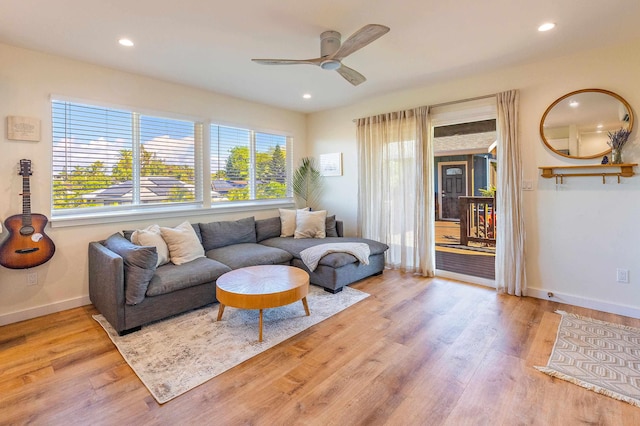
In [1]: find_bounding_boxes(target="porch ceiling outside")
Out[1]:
[434,131,496,155]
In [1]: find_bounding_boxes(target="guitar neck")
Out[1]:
[22,175,32,226]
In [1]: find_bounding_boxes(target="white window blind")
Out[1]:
[52,100,199,213]
[211,124,289,202]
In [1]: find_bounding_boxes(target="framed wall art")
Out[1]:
[7,116,41,142]
[319,152,342,176]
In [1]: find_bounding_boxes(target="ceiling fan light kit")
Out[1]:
[320,60,341,70]
[252,24,390,86]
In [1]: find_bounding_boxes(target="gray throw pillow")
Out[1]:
[199,216,257,251]
[325,215,338,237]
[104,233,158,305]
[122,229,134,241]
[256,217,282,242]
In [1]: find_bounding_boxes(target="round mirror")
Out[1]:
[539,89,634,159]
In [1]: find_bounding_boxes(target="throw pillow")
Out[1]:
[131,224,170,267]
[279,207,309,237]
[294,209,327,239]
[255,216,282,242]
[199,216,257,251]
[160,221,205,265]
[103,233,158,305]
[325,215,339,237]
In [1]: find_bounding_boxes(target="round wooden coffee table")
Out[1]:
[216,265,310,342]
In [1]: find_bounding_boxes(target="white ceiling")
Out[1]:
[2,0,640,113]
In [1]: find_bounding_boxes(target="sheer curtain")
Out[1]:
[495,90,527,295]
[356,106,435,276]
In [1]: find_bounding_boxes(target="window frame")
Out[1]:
[209,123,293,205]
[49,96,294,228]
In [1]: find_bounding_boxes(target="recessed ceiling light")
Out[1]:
[569,100,579,108]
[538,23,556,32]
[597,124,603,129]
[303,94,312,99]
[118,38,134,47]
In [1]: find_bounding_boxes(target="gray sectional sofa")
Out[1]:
[89,215,388,335]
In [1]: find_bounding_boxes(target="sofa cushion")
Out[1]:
[103,233,158,305]
[206,243,292,270]
[260,237,389,268]
[123,223,202,243]
[200,216,257,251]
[146,257,231,297]
[255,216,281,242]
[294,210,327,239]
[279,208,309,237]
[131,224,170,267]
[160,221,205,265]
[325,215,338,238]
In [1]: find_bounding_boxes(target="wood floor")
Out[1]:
[2,271,640,425]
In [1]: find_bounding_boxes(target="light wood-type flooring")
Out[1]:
[2,270,639,425]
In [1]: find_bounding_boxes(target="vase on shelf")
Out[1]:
[610,148,623,164]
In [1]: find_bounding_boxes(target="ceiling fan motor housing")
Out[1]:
[320,31,341,57]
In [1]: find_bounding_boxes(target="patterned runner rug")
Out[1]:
[94,285,368,404]
[535,310,640,407]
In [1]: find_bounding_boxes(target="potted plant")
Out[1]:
[292,157,323,209]
[607,127,632,164]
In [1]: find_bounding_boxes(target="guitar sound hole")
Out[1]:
[20,226,35,236]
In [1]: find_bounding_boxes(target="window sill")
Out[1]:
[50,199,295,228]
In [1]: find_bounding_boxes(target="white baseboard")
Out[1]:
[527,287,640,319]
[433,272,639,319]
[0,296,91,326]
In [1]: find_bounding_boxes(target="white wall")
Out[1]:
[308,38,640,318]
[4,38,640,323]
[0,43,307,324]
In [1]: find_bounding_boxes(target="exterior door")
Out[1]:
[441,164,466,220]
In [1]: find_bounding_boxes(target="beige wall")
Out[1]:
[0,43,307,324]
[307,38,640,317]
[3,38,640,324]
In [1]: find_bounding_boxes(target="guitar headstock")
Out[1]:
[19,159,32,177]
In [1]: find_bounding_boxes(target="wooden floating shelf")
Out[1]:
[538,163,637,184]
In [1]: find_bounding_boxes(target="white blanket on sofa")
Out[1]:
[300,242,370,272]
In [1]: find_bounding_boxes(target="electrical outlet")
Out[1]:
[616,268,629,283]
[27,271,38,286]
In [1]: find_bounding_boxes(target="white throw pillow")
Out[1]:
[279,207,310,237]
[294,210,327,239]
[159,221,205,265]
[131,224,170,267]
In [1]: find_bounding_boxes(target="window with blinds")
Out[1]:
[211,124,289,202]
[52,100,200,213]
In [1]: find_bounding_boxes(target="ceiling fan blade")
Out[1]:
[336,65,366,86]
[252,58,322,66]
[332,24,390,61]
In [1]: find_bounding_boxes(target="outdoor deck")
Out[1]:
[435,220,495,279]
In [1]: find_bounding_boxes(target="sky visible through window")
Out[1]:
[52,101,195,175]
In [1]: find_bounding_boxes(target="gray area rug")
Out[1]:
[535,310,640,407]
[94,285,368,404]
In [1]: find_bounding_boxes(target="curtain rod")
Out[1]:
[430,93,496,108]
[352,92,497,123]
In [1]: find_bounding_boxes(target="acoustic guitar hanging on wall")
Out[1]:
[0,159,56,269]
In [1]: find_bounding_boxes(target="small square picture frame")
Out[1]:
[319,152,343,176]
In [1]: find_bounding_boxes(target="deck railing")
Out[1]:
[459,196,496,247]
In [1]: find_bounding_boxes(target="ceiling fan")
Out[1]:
[252,24,390,86]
